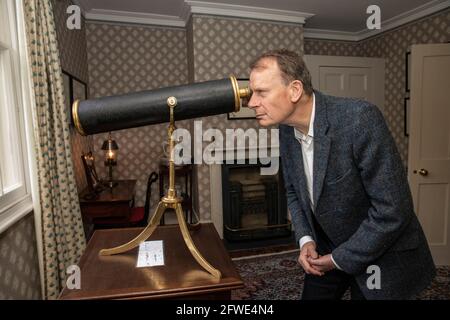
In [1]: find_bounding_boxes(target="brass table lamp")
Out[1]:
[101,133,119,188]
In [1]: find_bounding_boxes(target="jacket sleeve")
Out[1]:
[281,158,313,243]
[331,104,415,275]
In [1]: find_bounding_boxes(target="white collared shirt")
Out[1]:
[293,93,341,270]
[294,98,315,211]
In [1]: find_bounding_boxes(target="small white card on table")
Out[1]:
[136,240,165,267]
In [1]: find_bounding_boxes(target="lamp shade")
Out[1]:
[101,139,119,151]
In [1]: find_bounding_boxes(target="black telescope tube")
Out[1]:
[72,77,241,135]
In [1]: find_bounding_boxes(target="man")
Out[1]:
[247,49,435,300]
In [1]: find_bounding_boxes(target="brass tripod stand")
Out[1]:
[99,96,222,279]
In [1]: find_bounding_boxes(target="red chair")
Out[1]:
[94,172,158,228]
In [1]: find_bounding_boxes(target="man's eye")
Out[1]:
[253,90,266,98]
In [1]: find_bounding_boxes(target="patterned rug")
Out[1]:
[231,251,450,300]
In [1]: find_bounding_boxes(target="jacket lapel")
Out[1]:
[284,127,315,228]
[312,92,331,210]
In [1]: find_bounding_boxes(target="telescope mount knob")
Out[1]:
[167,96,177,107]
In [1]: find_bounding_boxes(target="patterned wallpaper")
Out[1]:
[0,215,41,299]
[53,0,89,81]
[86,22,189,208]
[189,15,304,221]
[360,9,450,166]
[304,9,450,166]
[53,0,92,193]
[304,39,362,56]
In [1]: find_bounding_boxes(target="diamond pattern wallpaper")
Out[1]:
[189,15,304,221]
[305,9,450,166]
[305,39,362,56]
[53,0,93,194]
[53,0,89,82]
[86,22,189,210]
[360,9,449,166]
[0,215,41,299]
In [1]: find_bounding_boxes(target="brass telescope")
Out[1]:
[72,76,251,279]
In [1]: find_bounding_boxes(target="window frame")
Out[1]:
[0,0,36,233]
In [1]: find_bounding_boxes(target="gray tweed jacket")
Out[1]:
[280,90,436,299]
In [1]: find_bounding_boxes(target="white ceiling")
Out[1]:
[74,0,449,38]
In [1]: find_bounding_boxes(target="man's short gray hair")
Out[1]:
[250,49,313,96]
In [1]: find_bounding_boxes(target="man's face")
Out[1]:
[248,58,295,127]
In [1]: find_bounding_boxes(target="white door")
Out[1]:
[408,43,450,266]
[304,55,385,113]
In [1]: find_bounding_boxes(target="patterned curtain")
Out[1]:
[23,0,86,299]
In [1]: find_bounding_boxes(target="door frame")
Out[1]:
[406,43,450,265]
[304,55,385,113]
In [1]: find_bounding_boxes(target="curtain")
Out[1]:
[24,0,86,299]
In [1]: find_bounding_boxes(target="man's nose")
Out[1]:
[247,94,257,109]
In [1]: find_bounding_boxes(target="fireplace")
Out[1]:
[221,159,292,244]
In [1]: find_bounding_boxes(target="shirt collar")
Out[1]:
[294,93,315,142]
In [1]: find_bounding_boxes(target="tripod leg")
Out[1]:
[175,203,221,278]
[99,201,167,256]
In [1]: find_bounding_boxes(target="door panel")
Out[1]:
[417,183,448,244]
[319,66,371,101]
[408,43,450,265]
[304,55,384,113]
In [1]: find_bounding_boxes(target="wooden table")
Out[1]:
[79,179,136,224]
[59,223,244,300]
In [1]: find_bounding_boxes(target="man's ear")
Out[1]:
[289,80,304,103]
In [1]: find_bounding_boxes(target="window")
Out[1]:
[0,0,35,232]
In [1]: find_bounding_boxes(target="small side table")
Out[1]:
[78,179,137,238]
